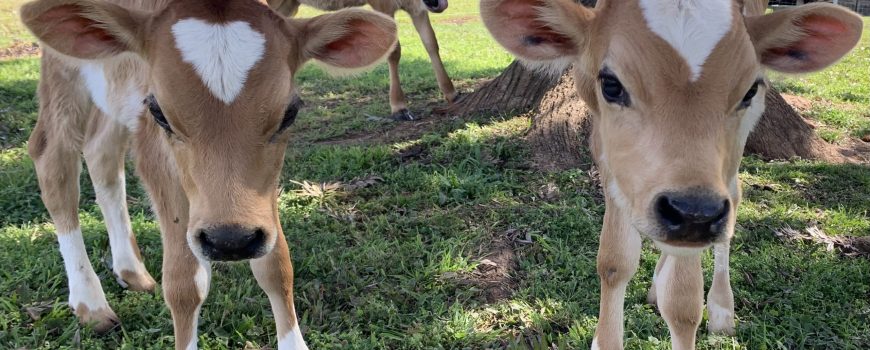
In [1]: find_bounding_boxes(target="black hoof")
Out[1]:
[390,109,415,121]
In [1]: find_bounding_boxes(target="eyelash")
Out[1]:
[739,80,764,110]
[276,95,303,134]
[144,95,172,134]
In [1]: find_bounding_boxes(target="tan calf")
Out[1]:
[268,0,457,120]
[21,0,397,348]
[480,0,862,348]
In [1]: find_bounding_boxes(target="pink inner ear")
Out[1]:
[35,4,124,58]
[492,0,575,60]
[763,14,857,73]
[321,19,391,68]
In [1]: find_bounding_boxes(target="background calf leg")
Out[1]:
[250,226,308,350]
[410,11,457,103]
[84,115,156,292]
[656,255,703,350]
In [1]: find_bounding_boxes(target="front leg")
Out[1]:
[706,242,735,335]
[250,226,308,350]
[655,255,703,350]
[135,123,208,350]
[593,204,642,350]
[164,243,211,350]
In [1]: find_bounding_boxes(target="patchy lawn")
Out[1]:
[1,2,868,349]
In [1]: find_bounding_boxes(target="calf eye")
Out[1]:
[599,69,630,107]
[739,80,762,110]
[144,95,172,133]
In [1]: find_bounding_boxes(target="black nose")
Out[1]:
[197,225,266,261]
[655,194,729,243]
[422,0,439,7]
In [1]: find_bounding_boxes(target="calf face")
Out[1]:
[482,0,861,254]
[22,0,397,262]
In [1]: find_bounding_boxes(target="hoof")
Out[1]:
[118,270,158,292]
[74,304,120,334]
[708,322,736,336]
[707,303,736,336]
[390,109,415,121]
[447,92,463,104]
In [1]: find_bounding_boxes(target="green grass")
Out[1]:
[0,0,32,48]
[1,3,869,350]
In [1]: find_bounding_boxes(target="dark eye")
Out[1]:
[144,95,172,133]
[739,81,761,109]
[599,69,630,107]
[276,95,304,134]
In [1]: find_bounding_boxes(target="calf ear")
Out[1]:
[480,0,594,62]
[746,3,863,73]
[296,9,397,72]
[20,0,148,59]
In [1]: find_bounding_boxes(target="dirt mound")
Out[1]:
[0,41,40,60]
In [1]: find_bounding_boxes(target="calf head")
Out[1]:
[482,0,861,254]
[22,0,397,261]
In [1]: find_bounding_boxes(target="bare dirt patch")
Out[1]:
[781,93,813,114]
[436,15,477,25]
[0,41,40,60]
[468,231,519,303]
[313,111,458,146]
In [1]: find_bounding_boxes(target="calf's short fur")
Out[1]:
[480,0,862,349]
[21,0,397,348]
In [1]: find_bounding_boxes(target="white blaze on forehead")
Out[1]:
[172,18,266,104]
[639,0,733,81]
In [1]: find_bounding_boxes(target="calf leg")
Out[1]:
[250,226,308,350]
[134,124,206,350]
[592,204,642,350]
[30,59,118,333]
[83,116,156,292]
[655,255,703,350]
[386,40,412,120]
[409,11,457,103]
[706,242,735,335]
[646,254,667,306]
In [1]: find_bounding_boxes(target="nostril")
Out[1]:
[196,225,268,261]
[197,229,212,246]
[656,195,684,229]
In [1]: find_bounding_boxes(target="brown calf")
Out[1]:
[267,0,458,120]
[480,0,862,348]
[21,0,397,348]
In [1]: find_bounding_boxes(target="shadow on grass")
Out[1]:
[0,74,38,148]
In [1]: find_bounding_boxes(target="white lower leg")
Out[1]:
[57,229,112,315]
[707,242,735,334]
[277,320,308,350]
[94,174,152,288]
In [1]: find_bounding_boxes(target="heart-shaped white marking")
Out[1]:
[172,18,266,104]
